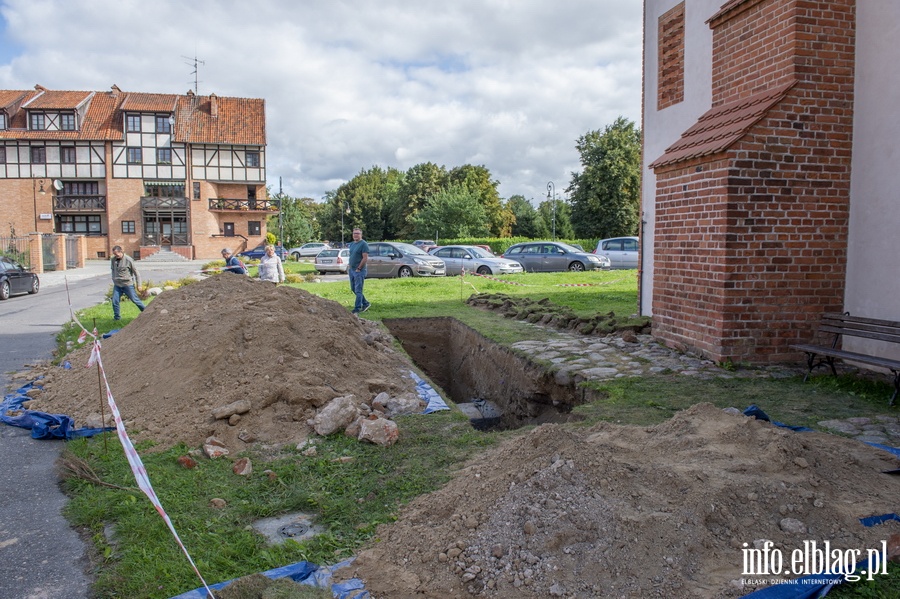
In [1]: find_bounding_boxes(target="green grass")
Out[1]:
[53,268,900,598]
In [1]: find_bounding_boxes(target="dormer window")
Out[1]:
[60,113,76,131]
[30,113,45,130]
[126,114,141,132]
[0,114,6,130]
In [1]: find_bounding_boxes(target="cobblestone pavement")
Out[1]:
[509,330,900,449]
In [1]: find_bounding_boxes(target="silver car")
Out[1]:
[366,242,446,278]
[314,248,350,274]
[289,242,331,259]
[428,245,523,276]
[502,241,611,272]
[594,236,639,269]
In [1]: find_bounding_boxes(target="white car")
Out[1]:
[314,248,350,274]
[289,242,331,259]
[593,236,639,269]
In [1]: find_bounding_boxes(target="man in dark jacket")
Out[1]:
[221,248,247,274]
[110,245,146,321]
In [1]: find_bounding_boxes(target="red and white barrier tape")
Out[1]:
[66,286,214,598]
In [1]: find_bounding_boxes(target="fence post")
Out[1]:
[29,233,44,274]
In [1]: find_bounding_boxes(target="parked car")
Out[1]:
[289,242,331,259]
[366,242,446,278]
[412,239,438,252]
[593,236,639,269]
[502,241,611,272]
[314,248,350,274]
[429,245,523,276]
[0,256,40,300]
[239,244,288,261]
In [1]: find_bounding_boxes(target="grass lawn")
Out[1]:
[54,270,900,598]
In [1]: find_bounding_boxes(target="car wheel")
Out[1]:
[29,278,39,294]
[398,266,413,278]
[476,266,492,275]
[0,280,9,300]
[568,261,586,272]
[291,252,301,260]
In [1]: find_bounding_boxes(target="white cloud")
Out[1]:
[0,0,642,204]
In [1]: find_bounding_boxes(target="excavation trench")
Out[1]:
[384,317,589,430]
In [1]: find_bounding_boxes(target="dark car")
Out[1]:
[0,256,40,300]
[502,241,611,272]
[239,244,288,261]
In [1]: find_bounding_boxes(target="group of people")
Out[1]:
[110,233,370,319]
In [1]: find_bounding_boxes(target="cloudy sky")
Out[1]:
[0,0,643,204]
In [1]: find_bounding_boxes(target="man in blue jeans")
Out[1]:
[110,245,146,321]
[348,227,370,314]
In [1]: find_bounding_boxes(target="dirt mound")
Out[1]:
[344,403,900,598]
[29,275,417,450]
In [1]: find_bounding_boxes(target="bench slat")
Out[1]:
[790,344,900,372]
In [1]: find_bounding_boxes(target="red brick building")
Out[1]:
[642,0,870,363]
[0,84,272,261]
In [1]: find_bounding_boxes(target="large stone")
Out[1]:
[211,399,252,420]
[358,416,400,446]
[313,395,359,436]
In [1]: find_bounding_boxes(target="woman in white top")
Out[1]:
[257,244,285,283]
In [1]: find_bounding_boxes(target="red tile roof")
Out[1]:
[24,90,94,110]
[0,85,265,145]
[649,80,796,169]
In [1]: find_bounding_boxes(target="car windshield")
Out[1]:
[318,250,338,257]
[394,243,429,256]
[556,243,583,253]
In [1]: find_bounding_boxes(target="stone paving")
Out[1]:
[509,330,900,449]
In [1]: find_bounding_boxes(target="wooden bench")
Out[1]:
[791,312,900,406]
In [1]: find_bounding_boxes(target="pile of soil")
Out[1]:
[344,403,900,598]
[28,275,417,450]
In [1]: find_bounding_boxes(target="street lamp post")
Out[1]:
[547,181,556,241]
[340,202,350,246]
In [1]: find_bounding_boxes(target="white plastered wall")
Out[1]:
[640,0,718,315]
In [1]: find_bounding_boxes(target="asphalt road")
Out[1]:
[0,259,208,599]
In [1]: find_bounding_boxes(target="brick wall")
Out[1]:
[652,0,856,363]
[658,2,685,110]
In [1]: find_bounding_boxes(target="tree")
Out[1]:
[322,166,403,243]
[506,195,544,238]
[537,199,573,240]
[448,164,514,237]
[266,193,318,247]
[391,162,448,239]
[411,184,489,239]
[567,117,642,239]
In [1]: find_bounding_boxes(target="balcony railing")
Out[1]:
[141,196,188,210]
[54,195,107,211]
[208,198,281,212]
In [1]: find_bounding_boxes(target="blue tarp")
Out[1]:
[410,370,449,414]
[170,558,368,599]
[0,378,111,440]
[740,405,899,598]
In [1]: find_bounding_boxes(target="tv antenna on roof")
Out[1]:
[182,54,205,94]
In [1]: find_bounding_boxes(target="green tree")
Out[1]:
[322,166,403,243]
[506,195,545,238]
[266,193,318,247]
[391,162,448,239]
[411,184,489,239]
[448,164,513,237]
[537,199,573,240]
[567,117,642,238]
